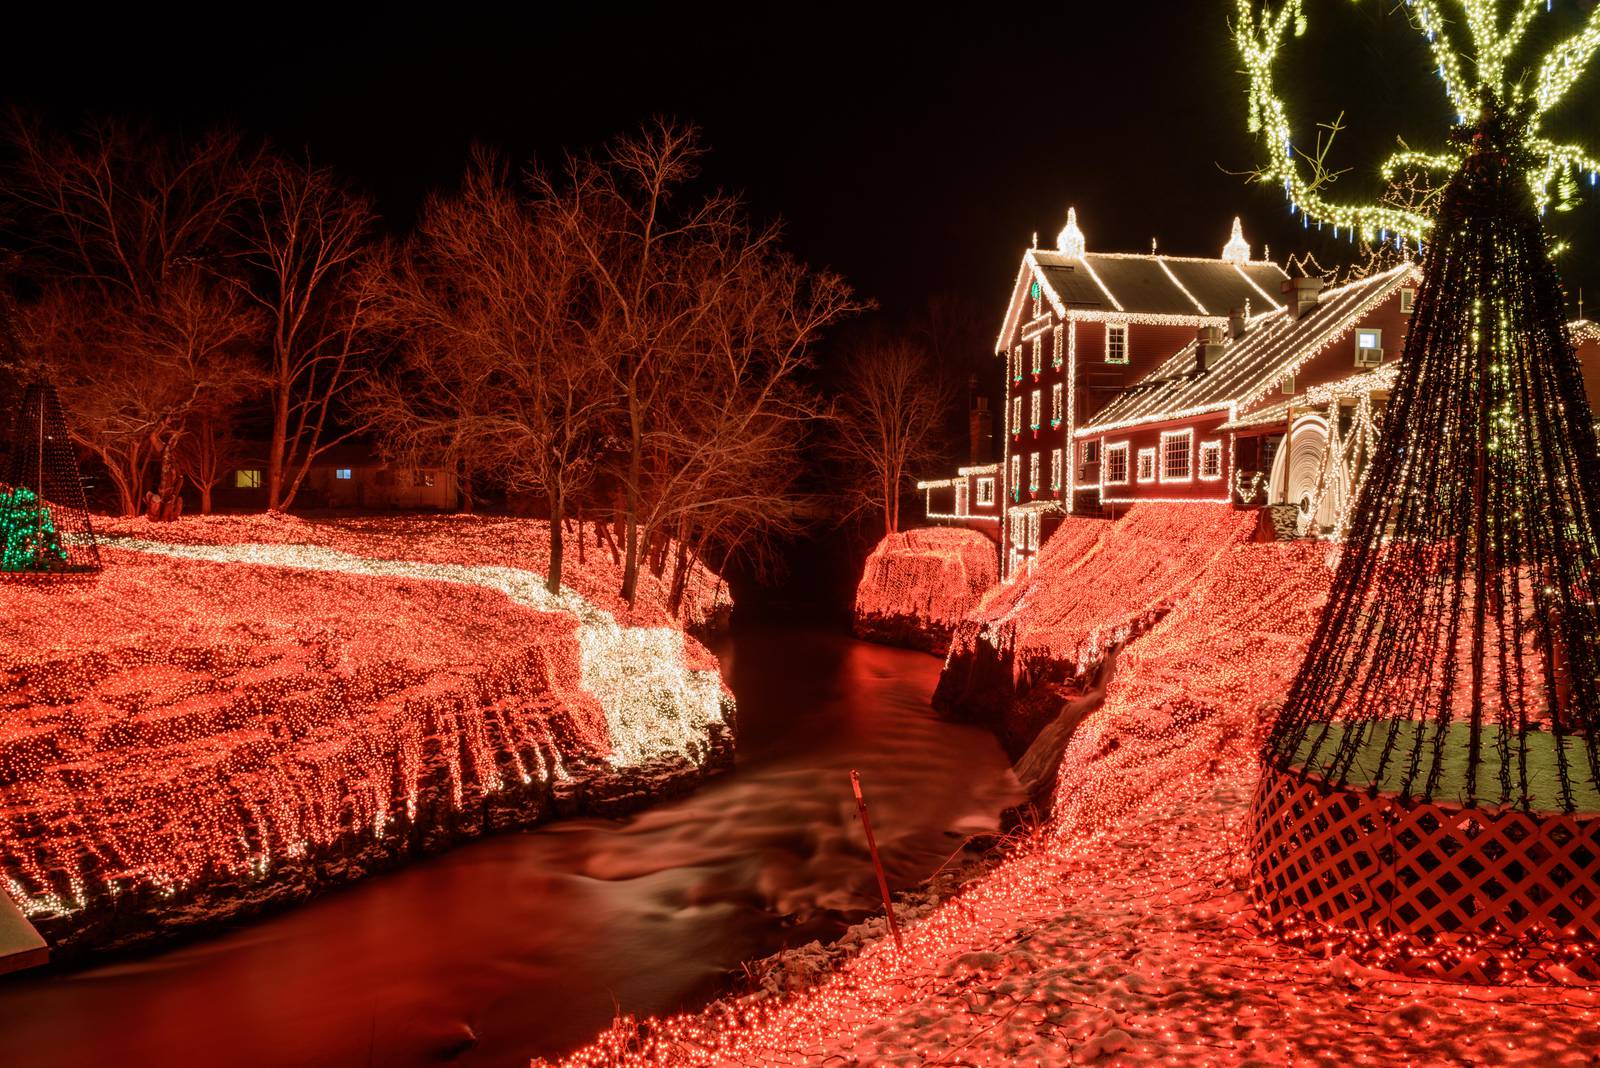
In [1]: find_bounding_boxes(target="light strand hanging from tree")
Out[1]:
[1236,0,1600,244]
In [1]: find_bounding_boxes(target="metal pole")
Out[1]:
[849,769,904,955]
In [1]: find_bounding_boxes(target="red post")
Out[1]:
[850,769,904,955]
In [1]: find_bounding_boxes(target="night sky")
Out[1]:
[4,3,1597,328]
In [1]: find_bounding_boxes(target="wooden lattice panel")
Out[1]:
[1248,762,1600,984]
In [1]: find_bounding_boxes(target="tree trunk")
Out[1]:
[267,383,289,511]
[667,536,691,619]
[547,489,564,596]
[621,402,642,604]
[145,436,184,522]
[459,465,475,514]
[199,482,213,515]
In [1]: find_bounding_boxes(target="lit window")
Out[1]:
[1031,390,1041,430]
[976,477,995,505]
[1083,440,1101,464]
[412,469,436,488]
[1199,440,1223,481]
[1104,442,1129,485]
[1051,448,1063,491]
[1010,454,1021,500]
[1051,383,1063,427]
[1106,323,1129,364]
[1355,328,1383,366]
[1029,452,1040,493]
[1013,345,1023,382]
[1032,339,1043,375]
[1012,395,1022,434]
[335,468,353,481]
[1160,430,1192,482]
[1281,374,1297,396]
[1053,327,1064,368]
[1137,448,1157,483]
[234,469,262,489]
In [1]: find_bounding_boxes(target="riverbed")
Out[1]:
[0,625,1023,1066]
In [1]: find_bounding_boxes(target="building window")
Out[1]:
[412,469,436,488]
[1013,345,1023,382]
[234,469,262,489]
[1051,448,1063,491]
[1053,326,1064,368]
[1030,390,1041,430]
[1355,328,1383,366]
[1281,374,1296,396]
[1104,441,1129,485]
[1199,440,1223,481]
[1032,338,1043,375]
[335,468,353,480]
[1012,395,1022,434]
[955,481,969,516]
[1051,383,1063,427]
[1400,287,1416,314]
[1029,452,1040,493]
[1010,454,1021,500]
[976,477,995,505]
[1105,322,1129,364]
[1027,512,1041,551]
[1160,430,1193,482]
[1137,448,1157,483]
[1083,440,1101,464]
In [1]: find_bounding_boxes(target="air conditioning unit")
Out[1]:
[1356,346,1384,367]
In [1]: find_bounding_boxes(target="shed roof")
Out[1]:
[1079,263,1419,435]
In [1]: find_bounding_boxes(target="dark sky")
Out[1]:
[4,3,1598,326]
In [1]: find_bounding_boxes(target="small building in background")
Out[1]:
[214,442,459,512]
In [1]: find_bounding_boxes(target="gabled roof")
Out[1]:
[1079,263,1420,435]
[997,249,1290,354]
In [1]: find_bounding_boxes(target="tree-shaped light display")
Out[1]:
[3,381,101,576]
[1238,3,1600,984]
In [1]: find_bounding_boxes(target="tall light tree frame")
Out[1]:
[1235,0,1600,244]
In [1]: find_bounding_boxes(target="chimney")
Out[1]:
[1281,275,1324,320]
[968,375,993,463]
[1195,324,1224,373]
[1228,306,1249,340]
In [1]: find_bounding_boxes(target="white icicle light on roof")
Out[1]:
[1057,206,1087,257]
[1221,217,1252,264]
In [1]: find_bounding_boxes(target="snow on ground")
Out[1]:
[0,516,730,945]
[547,510,1600,1067]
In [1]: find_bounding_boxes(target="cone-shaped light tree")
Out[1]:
[1236,1,1600,983]
[4,381,101,575]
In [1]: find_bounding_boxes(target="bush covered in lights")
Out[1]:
[0,487,67,572]
[0,514,733,954]
[851,528,999,653]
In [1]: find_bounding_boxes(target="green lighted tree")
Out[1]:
[0,486,68,572]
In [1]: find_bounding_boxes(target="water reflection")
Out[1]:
[0,626,1022,1066]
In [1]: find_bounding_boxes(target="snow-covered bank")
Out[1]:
[851,528,999,654]
[0,515,733,959]
[538,511,1600,1065]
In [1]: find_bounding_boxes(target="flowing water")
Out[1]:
[0,625,1024,1067]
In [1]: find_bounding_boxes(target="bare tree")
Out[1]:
[2,116,262,515]
[537,119,861,604]
[365,151,612,593]
[233,154,384,512]
[831,332,955,538]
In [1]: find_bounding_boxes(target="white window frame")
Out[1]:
[1032,338,1043,375]
[1083,439,1101,464]
[1355,327,1383,366]
[955,480,969,516]
[1029,452,1040,492]
[1198,440,1223,482]
[1031,389,1041,430]
[1136,447,1157,483]
[1012,395,1022,433]
[235,468,262,489]
[1051,382,1063,427]
[1105,322,1130,364]
[1103,441,1129,485]
[976,477,995,506]
[335,468,353,481]
[1051,448,1063,491]
[1159,429,1193,483]
[1010,454,1021,499]
[1281,374,1296,396]
[1052,326,1064,368]
[1400,287,1416,314]
[1027,512,1041,551]
[1012,345,1024,382]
